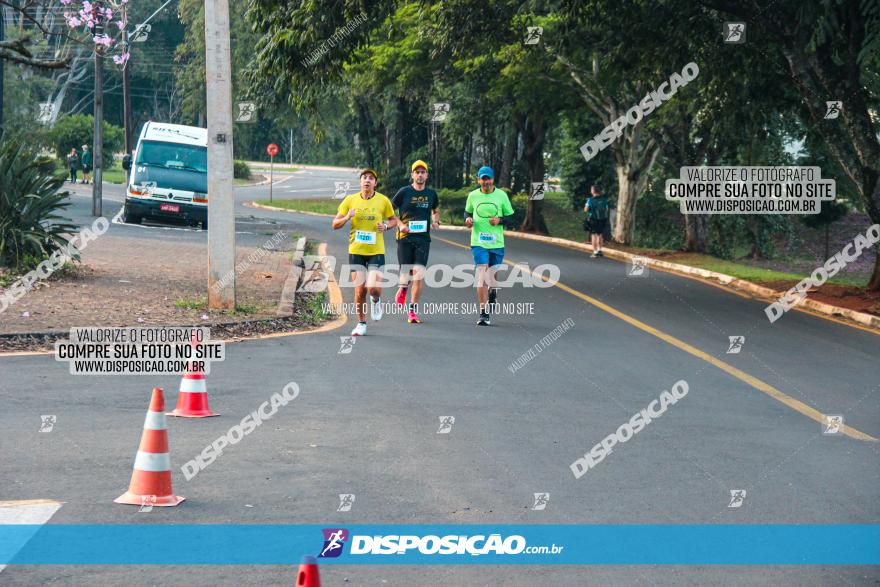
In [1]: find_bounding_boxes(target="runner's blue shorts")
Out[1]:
[471,246,504,267]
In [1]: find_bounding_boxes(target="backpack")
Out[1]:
[589,197,609,221]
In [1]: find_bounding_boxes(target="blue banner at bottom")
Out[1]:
[1,525,878,565]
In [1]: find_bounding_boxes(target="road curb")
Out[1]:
[245,161,359,173]
[243,201,335,218]
[277,237,307,316]
[244,201,879,333]
[244,173,270,186]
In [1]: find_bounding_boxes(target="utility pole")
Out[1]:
[122,5,132,179]
[0,7,5,133]
[122,49,131,153]
[92,14,104,217]
[204,0,236,310]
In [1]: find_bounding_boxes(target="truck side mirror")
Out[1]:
[122,154,132,171]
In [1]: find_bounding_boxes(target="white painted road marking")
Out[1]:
[0,499,63,573]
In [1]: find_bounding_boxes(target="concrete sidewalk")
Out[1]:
[0,232,294,335]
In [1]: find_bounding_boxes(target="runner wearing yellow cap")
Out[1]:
[391,160,440,324]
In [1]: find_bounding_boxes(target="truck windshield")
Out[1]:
[133,140,208,193]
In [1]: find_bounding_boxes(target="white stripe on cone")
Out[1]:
[180,377,207,393]
[143,411,167,430]
[133,451,172,472]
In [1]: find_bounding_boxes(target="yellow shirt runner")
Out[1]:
[337,192,395,256]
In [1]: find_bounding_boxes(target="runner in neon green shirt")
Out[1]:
[464,166,515,326]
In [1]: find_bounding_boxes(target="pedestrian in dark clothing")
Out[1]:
[583,185,609,258]
[66,148,80,183]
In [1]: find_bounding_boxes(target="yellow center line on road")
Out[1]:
[0,499,64,507]
[434,235,877,442]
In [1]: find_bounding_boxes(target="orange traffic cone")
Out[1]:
[168,337,218,417]
[295,555,321,587]
[115,388,185,507]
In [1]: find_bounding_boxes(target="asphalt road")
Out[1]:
[1,170,878,585]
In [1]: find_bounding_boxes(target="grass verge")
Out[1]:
[255,198,339,215]
[101,168,127,184]
[299,291,332,325]
[173,296,263,315]
[250,165,299,173]
[653,253,868,288]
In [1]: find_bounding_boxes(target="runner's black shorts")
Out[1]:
[588,218,608,235]
[396,238,431,267]
[348,253,385,272]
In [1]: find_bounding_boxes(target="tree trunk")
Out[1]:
[384,96,404,175]
[611,138,659,244]
[519,115,548,234]
[863,181,880,291]
[824,224,830,261]
[498,123,517,189]
[614,168,638,244]
[430,121,443,189]
[464,133,473,186]
[46,46,89,125]
[681,145,717,253]
[355,98,377,167]
[684,214,709,252]
[746,217,759,259]
[869,246,880,291]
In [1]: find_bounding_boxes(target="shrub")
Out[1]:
[234,160,252,179]
[48,114,124,163]
[0,136,79,270]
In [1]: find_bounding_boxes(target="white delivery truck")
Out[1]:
[122,122,209,228]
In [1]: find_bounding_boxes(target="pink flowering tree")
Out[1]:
[60,0,131,66]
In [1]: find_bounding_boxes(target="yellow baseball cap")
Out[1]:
[411,160,429,172]
[359,168,379,180]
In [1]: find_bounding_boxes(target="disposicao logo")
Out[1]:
[319,528,349,558]
[318,529,544,558]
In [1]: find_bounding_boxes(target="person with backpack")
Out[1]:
[584,185,609,258]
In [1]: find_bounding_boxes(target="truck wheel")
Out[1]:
[122,206,142,225]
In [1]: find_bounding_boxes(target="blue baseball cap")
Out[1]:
[477,166,494,179]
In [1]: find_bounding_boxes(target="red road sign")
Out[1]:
[266,143,279,157]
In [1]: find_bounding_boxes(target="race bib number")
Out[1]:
[355,230,377,244]
[408,220,428,233]
[478,232,496,244]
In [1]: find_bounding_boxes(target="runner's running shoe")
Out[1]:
[477,312,491,326]
[351,322,367,336]
[370,297,383,321]
[395,287,407,305]
[407,310,421,324]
